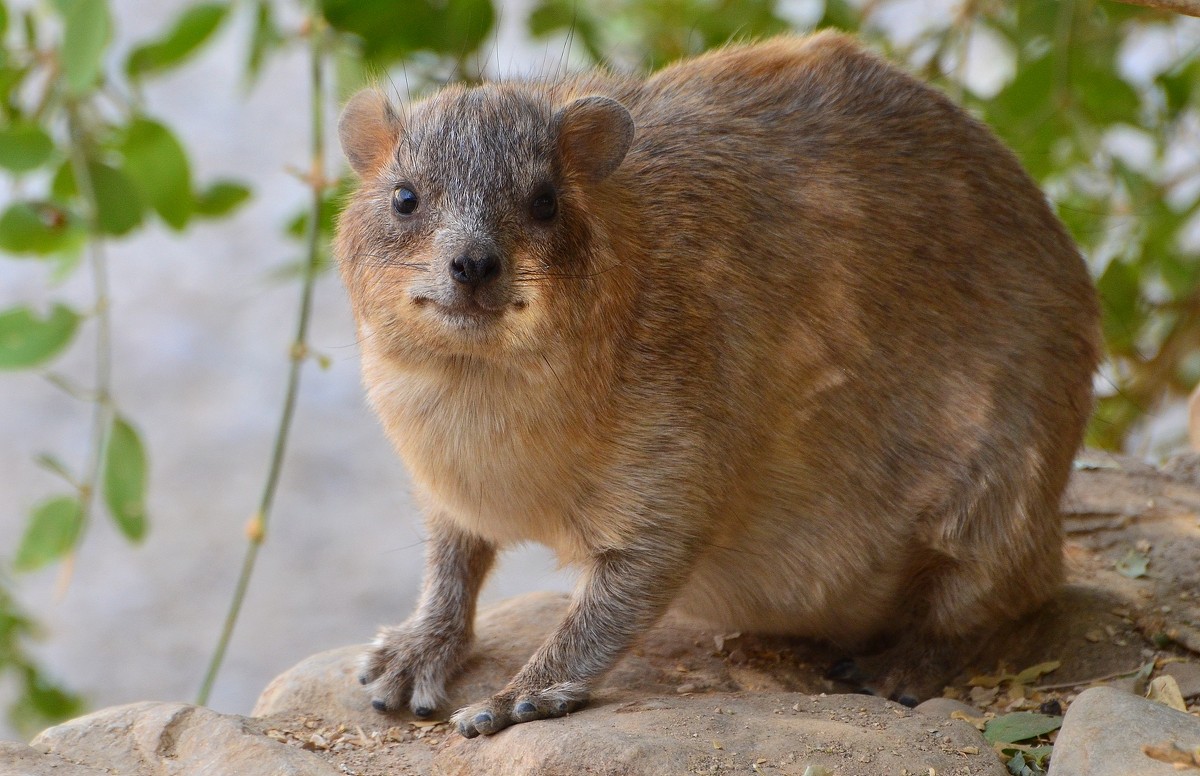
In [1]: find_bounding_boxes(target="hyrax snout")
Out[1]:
[334,32,1100,737]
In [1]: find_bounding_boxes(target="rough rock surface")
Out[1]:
[30,702,342,776]
[1048,686,1200,776]
[435,694,1003,776]
[0,740,109,775]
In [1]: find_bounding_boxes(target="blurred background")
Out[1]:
[0,0,1198,743]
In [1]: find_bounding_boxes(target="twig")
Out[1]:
[196,5,330,707]
[63,103,116,594]
[1034,664,1147,691]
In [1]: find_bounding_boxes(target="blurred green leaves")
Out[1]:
[0,0,247,734]
[0,124,54,173]
[103,416,149,542]
[0,304,81,370]
[14,496,84,572]
[0,584,85,737]
[528,0,792,67]
[57,0,111,95]
[126,2,228,80]
[0,201,84,255]
[119,118,193,230]
[321,0,494,67]
[194,180,252,218]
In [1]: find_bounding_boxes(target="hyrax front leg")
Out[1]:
[451,538,694,738]
[360,521,495,717]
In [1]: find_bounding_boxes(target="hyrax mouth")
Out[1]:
[412,294,525,327]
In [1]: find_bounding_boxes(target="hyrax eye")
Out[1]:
[393,186,419,216]
[530,186,557,221]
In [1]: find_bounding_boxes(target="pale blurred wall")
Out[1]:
[0,0,571,741]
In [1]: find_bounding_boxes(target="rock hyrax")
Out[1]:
[334,32,1100,737]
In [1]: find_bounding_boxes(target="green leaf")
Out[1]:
[21,7,36,49]
[55,161,146,236]
[90,161,145,236]
[0,2,8,39]
[245,0,282,87]
[1072,69,1139,126]
[818,0,861,32]
[321,0,495,65]
[125,2,228,79]
[103,415,148,541]
[119,117,192,229]
[983,712,1063,745]
[0,124,55,173]
[1096,259,1140,356]
[1012,660,1061,685]
[193,180,251,218]
[0,201,84,255]
[58,0,111,96]
[14,496,84,571]
[1159,60,1200,121]
[0,304,81,370]
[985,54,1065,179]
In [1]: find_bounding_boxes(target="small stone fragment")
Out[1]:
[1164,662,1200,700]
[1147,675,1188,712]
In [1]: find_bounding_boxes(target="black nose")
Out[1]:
[450,254,500,286]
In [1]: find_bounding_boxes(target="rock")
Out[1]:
[436,693,1005,776]
[1048,686,1200,776]
[0,740,110,775]
[27,583,1200,776]
[1163,661,1200,699]
[31,701,341,776]
[914,697,985,720]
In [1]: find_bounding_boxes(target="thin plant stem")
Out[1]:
[195,8,330,707]
[63,104,115,595]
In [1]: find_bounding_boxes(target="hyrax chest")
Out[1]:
[364,353,616,556]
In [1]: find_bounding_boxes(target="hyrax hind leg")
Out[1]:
[847,485,1065,705]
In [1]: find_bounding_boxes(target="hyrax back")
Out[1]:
[335,32,1100,735]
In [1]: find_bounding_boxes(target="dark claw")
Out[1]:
[414,705,433,719]
[552,700,570,714]
[458,719,480,739]
[895,694,919,708]
[515,701,537,715]
[371,698,388,712]
[358,674,369,685]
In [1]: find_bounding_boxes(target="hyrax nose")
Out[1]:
[450,253,500,287]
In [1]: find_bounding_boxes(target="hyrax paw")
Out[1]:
[358,624,467,718]
[450,683,588,738]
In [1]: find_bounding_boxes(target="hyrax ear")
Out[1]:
[338,89,402,178]
[552,96,634,184]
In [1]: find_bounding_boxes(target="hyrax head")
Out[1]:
[335,84,634,361]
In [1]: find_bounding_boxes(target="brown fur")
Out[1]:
[334,32,1101,736]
